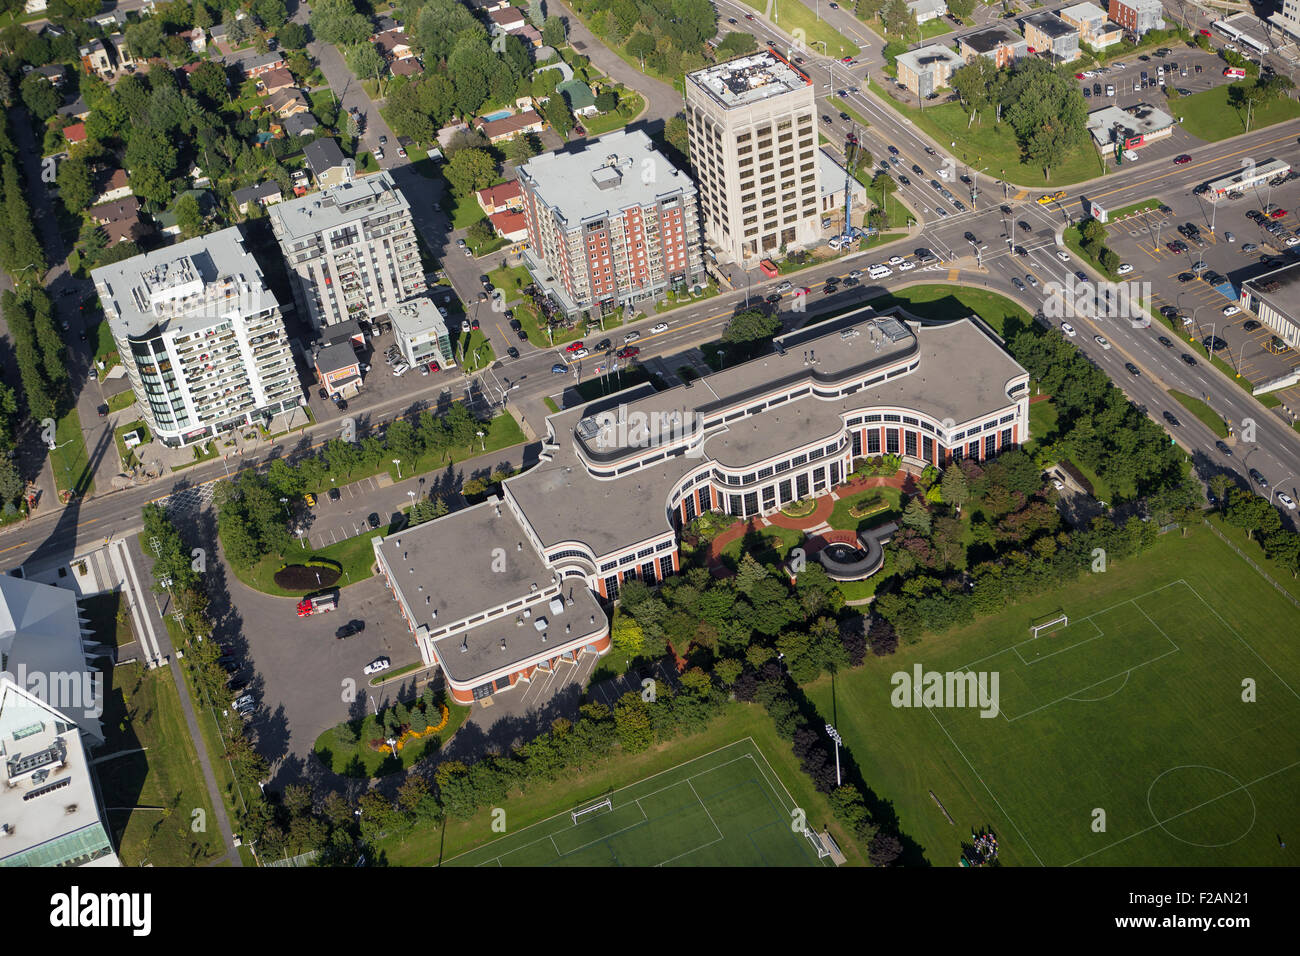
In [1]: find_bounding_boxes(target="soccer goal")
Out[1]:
[803,826,831,859]
[571,798,613,826]
[1030,611,1069,639]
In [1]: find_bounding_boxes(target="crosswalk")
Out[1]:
[157,482,219,516]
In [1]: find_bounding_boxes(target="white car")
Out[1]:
[847,270,862,280]
[1222,305,1240,316]
[1287,236,1300,247]
[1062,322,1077,337]
[1052,478,1065,491]
[887,255,905,265]
[571,347,589,359]
[1095,335,1111,350]
[363,657,391,676]
[1278,492,1297,511]
[650,322,669,334]
[374,148,384,161]
[1056,251,1071,262]
[1116,262,1133,275]
[898,260,916,271]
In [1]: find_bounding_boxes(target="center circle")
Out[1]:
[1146,765,1256,848]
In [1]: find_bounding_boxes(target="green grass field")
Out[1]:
[737,0,858,59]
[1169,85,1300,142]
[806,525,1300,866]
[444,738,828,867]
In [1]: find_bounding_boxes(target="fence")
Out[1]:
[1202,519,1300,611]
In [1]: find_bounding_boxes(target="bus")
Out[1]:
[1223,67,1247,78]
[1213,20,1269,56]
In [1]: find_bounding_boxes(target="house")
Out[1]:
[488,209,529,242]
[1058,2,1125,49]
[32,64,66,87]
[87,196,149,246]
[209,23,228,43]
[155,189,214,236]
[895,44,965,97]
[233,181,284,215]
[24,0,48,15]
[79,39,115,77]
[372,16,402,35]
[314,340,364,399]
[373,28,415,60]
[63,122,87,144]
[259,66,295,95]
[303,138,355,189]
[1107,0,1164,37]
[476,180,524,215]
[957,24,1029,68]
[108,35,137,73]
[267,88,311,118]
[283,113,319,138]
[557,79,598,117]
[1020,12,1080,61]
[41,23,68,39]
[488,6,527,33]
[180,27,207,53]
[94,168,133,205]
[391,58,424,77]
[233,51,286,79]
[87,10,128,30]
[518,23,543,47]
[473,109,545,143]
[57,97,91,121]
[906,0,947,24]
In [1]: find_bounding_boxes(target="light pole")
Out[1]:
[392,458,402,479]
[476,430,485,452]
[407,489,416,511]
[279,496,289,520]
[826,723,842,786]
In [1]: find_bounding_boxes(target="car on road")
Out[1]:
[1163,410,1181,427]
[838,111,850,121]
[650,322,669,333]
[1095,335,1111,350]
[727,16,736,22]
[1278,492,1297,511]
[841,56,853,63]
[888,254,905,264]
[1061,322,1077,337]
[1249,468,1268,488]
[336,620,366,639]
[745,12,754,18]
[1012,277,1025,290]
[1157,335,1174,348]
[616,346,640,359]
[397,146,406,158]
[898,259,915,271]
[571,347,589,359]
[793,287,810,296]
[822,114,832,123]
[1125,362,1140,376]
[1025,274,1038,287]
[1055,251,1071,262]
[911,163,923,174]
[1215,440,1234,456]
[504,346,519,360]
[1174,154,1191,164]
[777,280,793,293]
[363,657,391,676]
[1243,320,1261,331]
[1038,191,1066,204]
[1222,305,1240,316]
[898,175,910,186]
[551,363,566,373]
[1075,270,1088,282]
[1180,353,1197,366]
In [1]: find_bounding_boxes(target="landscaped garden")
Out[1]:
[828,487,903,533]
[313,683,468,778]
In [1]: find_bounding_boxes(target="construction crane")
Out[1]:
[840,125,874,245]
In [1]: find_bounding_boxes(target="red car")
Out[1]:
[794,287,811,296]
[1075,72,1085,79]
[744,12,754,19]
[1173,154,1191,165]
[428,362,440,373]
[840,56,853,64]
[565,341,585,352]
[1199,28,1212,37]
[1271,208,1288,219]
[616,345,640,359]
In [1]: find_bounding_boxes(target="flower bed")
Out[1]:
[375,704,450,755]
[780,498,818,519]
[848,495,892,520]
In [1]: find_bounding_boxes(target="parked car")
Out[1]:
[1249,468,1268,488]
[565,341,585,352]
[336,620,366,639]
[1243,320,1261,331]
[363,657,391,676]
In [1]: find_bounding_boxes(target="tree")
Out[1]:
[310,0,372,46]
[947,0,975,20]
[56,157,95,214]
[19,74,60,121]
[594,90,617,113]
[902,497,932,534]
[278,21,308,50]
[941,463,969,514]
[173,193,205,238]
[880,0,914,37]
[626,31,656,62]
[253,0,287,30]
[869,831,903,866]
[543,92,572,138]
[1004,60,1088,181]
[504,132,541,165]
[542,15,566,48]
[721,308,781,356]
[716,31,757,57]
[346,43,386,93]
[527,0,544,28]
[611,611,644,656]
[1208,473,1233,511]
[444,147,495,197]
[613,691,653,754]
[664,114,689,163]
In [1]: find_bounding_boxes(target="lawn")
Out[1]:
[98,661,224,866]
[572,364,654,402]
[1103,197,1167,222]
[114,419,150,469]
[106,389,138,413]
[78,588,136,652]
[582,93,645,137]
[867,17,952,43]
[313,695,470,778]
[449,186,491,231]
[453,327,496,372]
[717,524,805,568]
[827,486,904,533]
[1168,388,1230,437]
[859,284,1034,339]
[377,707,867,866]
[735,0,859,59]
[868,80,1100,187]
[91,318,119,371]
[1168,84,1300,142]
[380,411,526,482]
[1026,396,1060,448]
[1063,224,1121,281]
[231,531,379,597]
[544,396,560,413]
[49,406,94,499]
[805,524,1300,866]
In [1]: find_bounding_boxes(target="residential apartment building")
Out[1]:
[269,172,424,330]
[91,228,302,447]
[1240,262,1300,352]
[1059,2,1125,49]
[391,297,452,371]
[1021,12,1080,61]
[1269,0,1300,41]
[372,306,1029,706]
[1107,0,1164,37]
[895,44,965,97]
[517,128,704,318]
[958,24,1029,67]
[685,51,821,266]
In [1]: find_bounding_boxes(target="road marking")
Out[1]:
[947,268,959,280]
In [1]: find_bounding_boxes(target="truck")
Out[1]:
[297,591,339,617]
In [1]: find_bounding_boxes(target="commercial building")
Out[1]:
[269,172,425,330]
[1058,2,1125,49]
[91,227,302,447]
[374,306,1029,704]
[895,44,965,97]
[907,0,947,23]
[1269,0,1300,41]
[1202,158,1292,200]
[390,297,452,370]
[685,51,821,266]
[1240,262,1300,351]
[958,24,1029,67]
[517,128,704,318]
[1020,12,1080,61]
[1086,103,1175,149]
[1107,0,1164,38]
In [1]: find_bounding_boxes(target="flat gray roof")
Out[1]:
[960,23,1024,53]
[517,129,694,228]
[896,44,963,74]
[390,297,448,340]
[91,226,278,340]
[268,172,410,243]
[686,51,811,110]
[1243,261,1300,316]
[1022,12,1076,38]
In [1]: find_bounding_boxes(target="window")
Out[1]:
[729,494,742,516]
[865,413,882,423]
[851,431,861,456]
[867,430,881,455]
[886,429,900,455]
[743,491,758,515]
[902,416,919,426]
[762,486,776,509]
[830,461,840,485]
[883,413,901,422]
[812,466,826,491]
[796,473,809,498]
[905,431,918,457]
[641,561,656,582]
[968,439,980,459]
[985,434,997,458]
[922,435,934,462]
[1001,428,1012,448]
[792,453,808,466]
[697,487,711,513]
[1000,413,1016,424]
[779,478,793,503]
[683,493,696,522]
[757,465,774,480]
[605,575,619,600]
[658,555,674,580]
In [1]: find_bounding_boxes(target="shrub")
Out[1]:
[273,563,342,590]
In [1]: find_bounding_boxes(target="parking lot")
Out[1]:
[1093,173,1300,397]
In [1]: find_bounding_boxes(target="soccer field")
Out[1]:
[809,526,1300,866]
[443,738,830,867]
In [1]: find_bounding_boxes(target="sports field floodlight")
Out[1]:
[826,723,843,786]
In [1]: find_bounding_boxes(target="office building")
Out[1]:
[92,228,302,447]
[685,51,821,266]
[1240,261,1300,352]
[517,128,703,318]
[269,172,425,330]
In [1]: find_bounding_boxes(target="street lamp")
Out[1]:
[476,430,485,452]
[407,489,416,511]
[825,723,842,786]
[392,458,402,479]
[279,496,289,520]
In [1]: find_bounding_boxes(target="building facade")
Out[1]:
[1059,2,1125,48]
[958,24,1029,67]
[517,128,704,318]
[685,51,821,267]
[1108,0,1164,37]
[92,229,301,447]
[895,44,965,97]
[1240,262,1300,352]
[1021,12,1080,61]
[269,172,424,330]
[391,297,452,370]
[373,306,1029,705]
